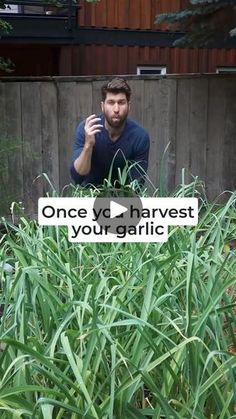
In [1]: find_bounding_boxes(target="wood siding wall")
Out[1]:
[0,45,60,77]
[0,75,236,218]
[59,45,236,76]
[78,0,188,30]
[1,0,236,77]
[2,44,236,77]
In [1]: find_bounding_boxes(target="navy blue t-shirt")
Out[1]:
[70,114,150,186]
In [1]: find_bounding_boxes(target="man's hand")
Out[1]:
[73,114,103,177]
[85,114,103,148]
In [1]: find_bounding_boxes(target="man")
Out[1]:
[70,77,150,187]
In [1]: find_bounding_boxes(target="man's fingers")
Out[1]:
[86,114,101,122]
[90,129,103,135]
[86,124,103,134]
[85,115,102,128]
[84,115,103,144]
[91,124,103,129]
[87,120,102,129]
[86,114,97,121]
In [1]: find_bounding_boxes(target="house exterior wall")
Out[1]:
[78,0,188,30]
[0,45,60,77]
[58,45,236,76]
[73,0,236,76]
[1,43,236,77]
[0,0,235,76]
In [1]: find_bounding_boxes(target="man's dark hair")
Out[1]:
[101,77,131,102]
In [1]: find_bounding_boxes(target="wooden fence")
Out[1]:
[0,74,236,218]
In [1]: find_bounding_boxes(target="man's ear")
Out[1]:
[101,101,104,112]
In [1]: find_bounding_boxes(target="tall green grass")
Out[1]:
[0,177,236,418]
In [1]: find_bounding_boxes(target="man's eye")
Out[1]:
[107,100,126,105]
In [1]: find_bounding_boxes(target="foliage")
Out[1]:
[0,17,11,32]
[0,0,5,10]
[0,57,15,73]
[156,0,236,47]
[0,176,236,418]
[0,0,13,72]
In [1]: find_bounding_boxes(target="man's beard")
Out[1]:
[104,113,128,129]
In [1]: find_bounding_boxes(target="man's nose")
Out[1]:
[113,103,119,112]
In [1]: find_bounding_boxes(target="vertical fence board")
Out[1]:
[175,79,191,185]
[40,82,59,192]
[57,82,78,189]
[143,79,160,187]
[68,81,93,185]
[157,78,177,193]
[21,82,43,217]
[189,79,208,183]
[128,79,144,124]
[4,83,23,216]
[92,80,105,114]
[76,81,93,122]
[206,79,226,200]
[222,79,236,193]
[0,82,9,217]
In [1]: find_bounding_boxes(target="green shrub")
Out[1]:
[0,177,235,418]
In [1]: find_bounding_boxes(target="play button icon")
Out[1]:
[93,195,143,235]
[110,201,128,219]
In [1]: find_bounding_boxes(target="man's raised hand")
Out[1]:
[84,114,103,147]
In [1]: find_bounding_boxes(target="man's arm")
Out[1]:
[73,142,94,177]
[73,114,103,175]
[70,114,103,184]
[129,132,150,186]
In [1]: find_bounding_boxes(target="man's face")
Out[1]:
[101,92,130,129]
